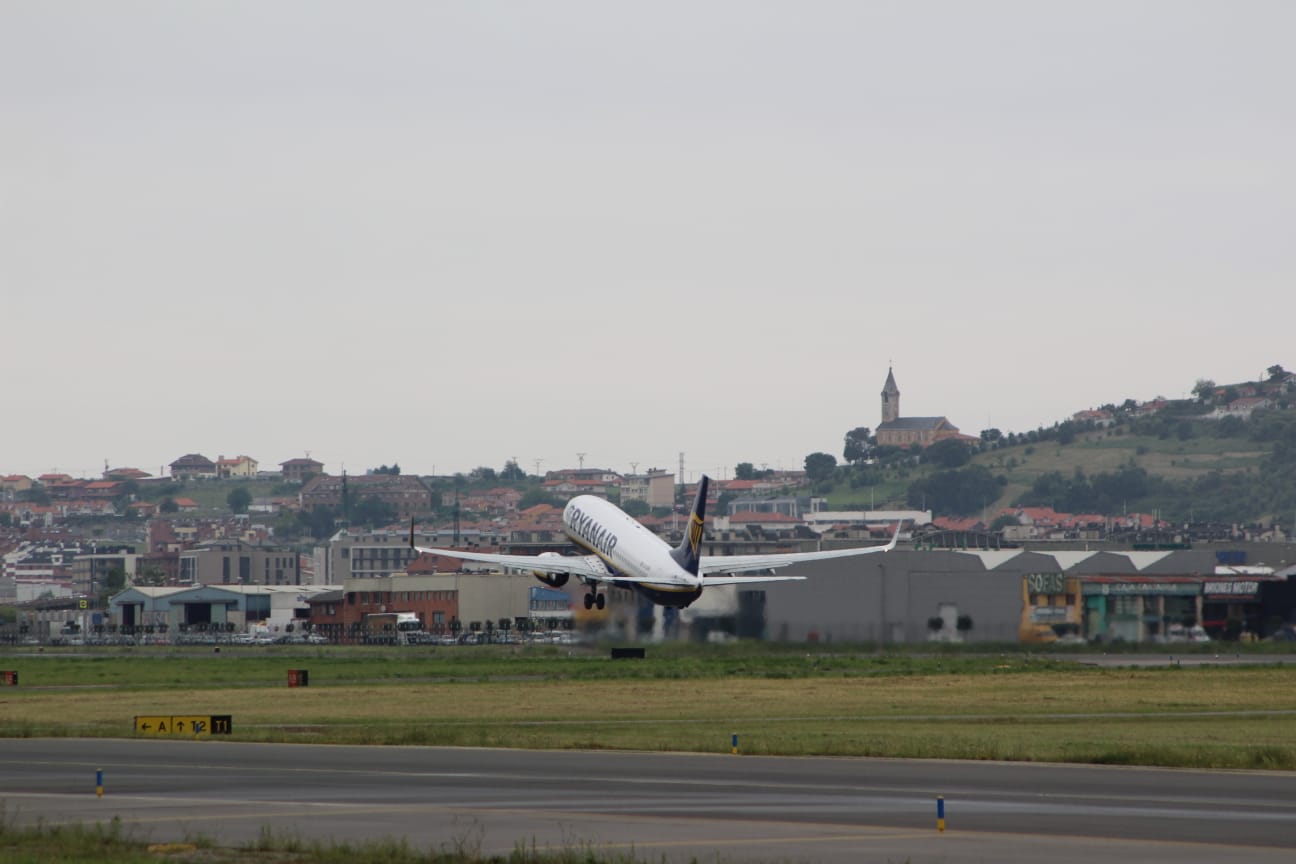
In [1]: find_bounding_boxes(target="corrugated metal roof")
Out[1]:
[957,550,1025,569]
[1048,551,1101,570]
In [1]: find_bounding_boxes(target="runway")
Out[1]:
[1,739,1293,863]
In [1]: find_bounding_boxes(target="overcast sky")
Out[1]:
[3,1,1293,482]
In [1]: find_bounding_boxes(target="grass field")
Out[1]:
[3,645,1295,770]
[0,815,643,864]
[5,645,1295,863]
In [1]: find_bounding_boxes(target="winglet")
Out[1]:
[883,521,901,551]
[669,475,709,576]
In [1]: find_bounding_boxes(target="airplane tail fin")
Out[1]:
[669,475,709,577]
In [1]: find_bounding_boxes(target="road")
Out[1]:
[1,739,1293,862]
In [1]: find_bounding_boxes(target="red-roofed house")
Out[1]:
[1226,396,1273,418]
[104,467,151,481]
[279,457,324,483]
[1131,398,1169,417]
[543,478,610,496]
[82,481,122,500]
[932,516,986,533]
[463,487,522,514]
[1072,409,1115,427]
[45,479,86,500]
[1,475,33,500]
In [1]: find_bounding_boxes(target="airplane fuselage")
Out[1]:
[562,495,704,607]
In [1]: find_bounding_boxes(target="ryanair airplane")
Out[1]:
[409,475,898,610]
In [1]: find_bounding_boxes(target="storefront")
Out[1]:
[1081,577,1202,643]
[1019,572,1082,642]
[1201,578,1272,638]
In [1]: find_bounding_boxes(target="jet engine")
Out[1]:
[532,552,569,588]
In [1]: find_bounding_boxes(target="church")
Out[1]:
[874,368,965,448]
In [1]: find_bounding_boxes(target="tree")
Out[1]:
[803,452,838,483]
[907,465,1003,516]
[980,428,1002,444]
[297,505,340,540]
[925,438,972,469]
[500,459,527,482]
[102,566,127,598]
[519,488,561,510]
[18,486,50,506]
[734,462,756,481]
[621,499,650,517]
[350,496,398,528]
[137,566,168,587]
[159,497,179,514]
[1192,379,1216,402]
[370,464,401,475]
[227,486,252,514]
[469,466,497,483]
[843,427,873,464]
[1267,365,1287,382]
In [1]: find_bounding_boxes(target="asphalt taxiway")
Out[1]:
[1,739,1293,863]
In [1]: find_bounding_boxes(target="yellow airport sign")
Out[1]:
[134,715,232,736]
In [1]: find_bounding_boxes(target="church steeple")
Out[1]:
[881,367,900,424]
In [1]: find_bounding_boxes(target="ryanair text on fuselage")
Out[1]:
[567,505,619,557]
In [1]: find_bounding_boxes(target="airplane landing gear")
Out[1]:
[583,592,606,611]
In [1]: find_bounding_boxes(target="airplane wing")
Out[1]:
[698,524,900,576]
[410,544,610,581]
[409,543,696,587]
[701,574,807,584]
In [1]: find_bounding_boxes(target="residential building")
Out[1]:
[300,473,433,519]
[620,470,675,509]
[178,540,303,586]
[280,457,324,483]
[104,467,151,481]
[215,455,259,478]
[1,475,33,501]
[169,454,217,480]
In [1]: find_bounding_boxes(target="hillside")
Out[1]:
[821,393,1296,526]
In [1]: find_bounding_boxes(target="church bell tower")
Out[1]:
[881,367,900,424]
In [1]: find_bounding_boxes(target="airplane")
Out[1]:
[408,474,898,609]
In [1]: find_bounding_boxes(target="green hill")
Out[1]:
[820,402,1296,526]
